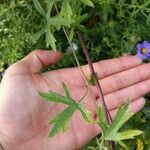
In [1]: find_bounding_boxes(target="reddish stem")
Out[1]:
[77,30,112,124]
[77,30,116,150]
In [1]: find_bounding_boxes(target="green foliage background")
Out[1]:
[1,0,150,149]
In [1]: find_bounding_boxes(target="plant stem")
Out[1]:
[54,4,88,87]
[54,3,99,110]
[77,30,116,150]
[63,28,88,85]
[54,3,115,149]
[77,30,112,124]
[99,137,104,150]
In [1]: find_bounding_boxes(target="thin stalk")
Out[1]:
[99,137,104,150]
[63,28,88,85]
[77,31,116,150]
[77,30,112,124]
[54,4,88,86]
[54,3,115,149]
[54,4,98,109]
[62,29,99,108]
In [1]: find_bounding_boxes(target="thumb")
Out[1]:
[22,50,62,73]
[8,50,62,74]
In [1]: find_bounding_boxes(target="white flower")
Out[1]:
[66,43,78,53]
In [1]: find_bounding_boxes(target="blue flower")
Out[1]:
[136,41,150,60]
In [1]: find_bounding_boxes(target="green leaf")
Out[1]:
[98,102,143,144]
[48,16,69,30]
[78,103,93,124]
[97,107,108,135]
[33,0,46,17]
[45,25,56,51]
[46,0,55,13]
[68,28,75,42]
[62,82,70,98]
[110,130,143,141]
[38,91,78,108]
[117,141,127,148]
[46,0,54,22]
[74,13,89,25]
[87,73,98,86]
[32,28,45,43]
[48,106,76,137]
[77,24,87,33]
[60,0,74,26]
[80,0,94,7]
[105,103,134,139]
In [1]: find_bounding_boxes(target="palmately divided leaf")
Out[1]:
[38,91,78,108]
[78,103,93,124]
[33,0,46,17]
[39,84,93,137]
[107,130,143,141]
[48,106,76,137]
[105,103,134,139]
[97,102,143,144]
[80,0,94,7]
[62,82,70,98]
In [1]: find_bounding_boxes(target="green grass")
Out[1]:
[1,0,150,149]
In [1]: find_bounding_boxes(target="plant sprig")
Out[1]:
[97,103,143,148]
[33,0,144,149]
[39,82,93,137]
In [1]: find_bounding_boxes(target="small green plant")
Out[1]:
[39,82,142,149]
[32,0,145,149]
[39,82,93,138]
[1,0,150,149]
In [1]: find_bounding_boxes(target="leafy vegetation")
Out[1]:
[39,82,93,137]
[1,0,150,149]
[39,83,142,149]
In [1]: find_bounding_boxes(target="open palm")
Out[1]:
[0,50,148,150]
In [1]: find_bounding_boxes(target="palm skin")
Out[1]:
[0,50,148,150]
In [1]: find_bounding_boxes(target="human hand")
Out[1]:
[0,50,148,150]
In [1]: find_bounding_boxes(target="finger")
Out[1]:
[99,63,150,94]
[83,56,141,79]
[47,56,142,87]
[7,50,62,74]
[102,79,150,110]
[22,50,62,73]
[110,97,145,118]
